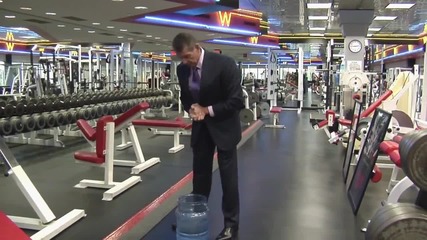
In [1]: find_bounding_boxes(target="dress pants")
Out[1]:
[192,122,240,229]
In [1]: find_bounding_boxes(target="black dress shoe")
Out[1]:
[216,227,238,240]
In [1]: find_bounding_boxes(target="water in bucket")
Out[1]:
[176,194,209,240]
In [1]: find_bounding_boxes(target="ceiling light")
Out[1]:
[120,29,127,32]
[88,30,95,33]
[137,39,142,42]
[385,3,415,9]
[308,16,328,20]
[307,3,331,9]
[46,12,56,16]
[20,7,32,10]
[107,26,115,29]
[135,6,147,9]
[156,43,161,46]
[112,0,124,2]
[374,16,397,21]
[155,37,160,39]
[57,24,65,27]
[92,22,101,25]
[74,27,81,30]
[5,15,16,19]
[118,36,123,38]
[309,33,324,37]
[146,35,152,37]
[21,36,38,39]
[367,33,373,37]
[368,27,381,31]
[309,27,326,31]
[0,1,3,2]
[128,37,133,40]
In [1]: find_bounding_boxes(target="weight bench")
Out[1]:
[77,102,160,174]
[74,116,141,201]
[132,118,192,153]
[0,137,85,240]
[265,106,285,128]
[0,211,30,240]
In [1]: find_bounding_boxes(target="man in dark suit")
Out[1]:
[172,32,244,240]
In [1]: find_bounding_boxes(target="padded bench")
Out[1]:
[132,118,192,153]
[265,106,285,129]
[74,116,141,201]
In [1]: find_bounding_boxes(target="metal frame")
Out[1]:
[386,176,418,204]
[0,138,85,239]
[74,122,142,201]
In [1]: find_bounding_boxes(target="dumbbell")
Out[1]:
[0,118,13,135]
[51,111,66,127]
[32,113,47,130]
[10,116,25,134]
[20,115,36,132]
[41,112,56,129]
[58,110,73,125]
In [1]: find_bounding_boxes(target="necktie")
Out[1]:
[190,67,200,101]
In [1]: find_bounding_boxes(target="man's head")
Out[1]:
[172,33,202,67]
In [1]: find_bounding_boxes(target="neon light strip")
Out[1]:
[373,48,424,63]
[210,39,279,48]
[143,16,260,36]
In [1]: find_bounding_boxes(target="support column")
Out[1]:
[122,42,134,89]
[267,48,278,107]
[338,9,374,72]
[421,44,427,121]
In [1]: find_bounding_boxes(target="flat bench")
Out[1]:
[132,118,192,153]
[265,106,285,129]
[74,115,142,201]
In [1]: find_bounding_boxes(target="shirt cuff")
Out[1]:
[208,106,215,117]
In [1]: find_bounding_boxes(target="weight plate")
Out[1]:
[239,108,254,124]
[258,102,270,117]
[248,92,259,105]
[400,130,427,191]
[392,110,414,128]
[356,117,372,141]
[261,92,268,100]
[366,203,427,240]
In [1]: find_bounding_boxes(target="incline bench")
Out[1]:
[74,115,142,201]
[77,102,160,174]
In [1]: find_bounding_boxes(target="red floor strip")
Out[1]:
[104,120,261,240]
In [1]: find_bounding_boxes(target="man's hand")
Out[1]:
[190,103,209,121]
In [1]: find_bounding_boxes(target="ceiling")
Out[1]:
[0,0,425,63]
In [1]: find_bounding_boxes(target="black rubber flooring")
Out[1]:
[144,111,414,240]
[0,125,195,239]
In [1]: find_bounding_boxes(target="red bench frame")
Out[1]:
[74,116,142,201]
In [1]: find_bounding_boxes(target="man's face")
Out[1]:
[177,44,200,67]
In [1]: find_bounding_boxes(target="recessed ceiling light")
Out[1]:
[385,3,415,9]
[137,39,142,42]
[374,16,397,21]
[135,6,147,9]
[11,27,28,30]
[118,36,123,38]
[368,27,381,31]
[20,7,32,10]
[57,24,65,27]
[156,43,161,46]
[88,30,95,33]
[5,15,16,19]
[112,0,124,2]
[107,26,115,29]
[92,22,101,25]
[120,29,127,32]
[367,33,373,37]
[308,16,328,20]
[45,12,56,16]
[146,35,152,37]
[74,27,81,31]
[307,3,331,9]
[309,27,326,31]
[309,33,324,37]
[0,1,3,3]
[155,37,160,39]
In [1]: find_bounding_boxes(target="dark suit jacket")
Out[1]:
[177,51,245,150]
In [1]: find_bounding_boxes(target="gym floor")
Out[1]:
[0,111,416,240]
